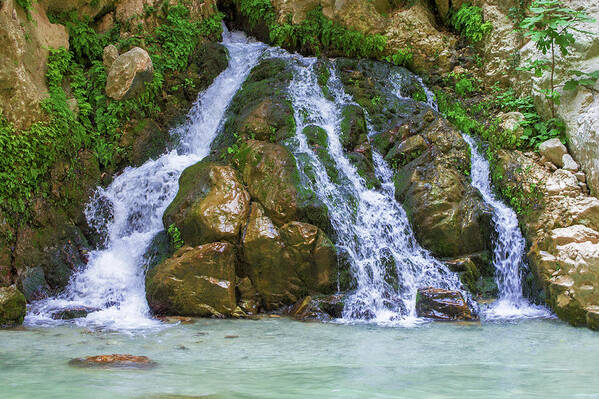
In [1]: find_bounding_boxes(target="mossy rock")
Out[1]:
[163,162,250,246]
[303,125,328,149]
[335,58,423,133]
[146,242,237,317]
[213,58,295,160]
[0,286,26,327]
[234,140,330,232]
[340,105,368,151]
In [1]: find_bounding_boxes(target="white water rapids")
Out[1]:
[461,135,551,319]
[26,29,266,330]
[26,29,550,330]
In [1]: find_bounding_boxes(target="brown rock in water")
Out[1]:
[163,162,250,246]
[106,47,154,100]
[242,203,337,310]
[146,242,237,317]
[415,287,477,321]
[393,116,493,259]
[69,354,156,369]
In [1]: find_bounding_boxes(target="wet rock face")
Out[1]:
[242,203,337,310]
[0,285,26,327]
[415,287,477,321]
[69,354,156,369]
[105,47,154,100]
[163,162,250,247]
[146,242,237,317]
[376,107,493,260]
[494,149,599,329]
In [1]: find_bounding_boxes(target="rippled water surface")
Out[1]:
[1,318,598,398]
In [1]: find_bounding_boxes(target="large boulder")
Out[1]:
[242,202,337,310]
[0,285,26,327]
[494,149,599,329]
[105,47,154,100]
[146,242,237,317]
[415,287,477,321]
[163,162,250,247]
[389,111,493,259]
[235,140,328,229]
[539,138,568,168]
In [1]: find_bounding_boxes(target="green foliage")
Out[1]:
[167,223,184,250]
[519,0,596,117]
[15,0,33,12]
[0,4,223,224]
[384,48,413,67]
[451,4,492,43]
[151,5,224,72]
[564,70,599,91]
[238,1,387,59]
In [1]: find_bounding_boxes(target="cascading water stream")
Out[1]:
[462,134,551,319]
[25,29,266,330]
[287,58,463,325]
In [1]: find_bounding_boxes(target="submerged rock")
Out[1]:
[69,354,156,369]
[146,242,237,317]
[50,306,100,320]
[415,287,477,321]
[0,286,26,327]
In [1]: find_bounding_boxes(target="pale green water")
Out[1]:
[1,318,598,399]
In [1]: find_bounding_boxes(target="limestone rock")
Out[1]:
[0,285,26,327]
[146,242,237,317]
[105,47,153,101]
[562,154,579,172]
[0,0,69,129]
[163,162,250,246]
[498,112,525,139]
[539,138,567,168]
[495,149,599,330]
[103,45,119,70]
[415,287,477,321]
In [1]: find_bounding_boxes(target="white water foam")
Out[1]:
[462,134,552,320]
[287,58,463,326]
[25,28,266,330]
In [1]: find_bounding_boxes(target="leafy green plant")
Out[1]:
[384,48,413,67]
[451,4,492,43]
[563,70,599,92]
[519,0,595,117]
[238,1,387,59]
[167,223,184,250]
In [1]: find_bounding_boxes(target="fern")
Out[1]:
[451,4,492,43]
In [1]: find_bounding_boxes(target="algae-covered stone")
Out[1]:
[235,140,329,230]
[146,242,237,317]
[214,58,295,156]
[0,286,26,327]
[163,162,250,246]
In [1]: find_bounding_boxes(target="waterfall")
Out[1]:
[286,58,463,325]
[25,29,267,330]
[462,135,551,319]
